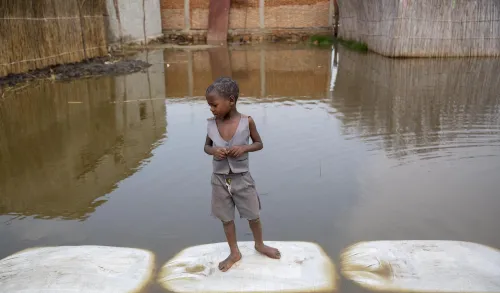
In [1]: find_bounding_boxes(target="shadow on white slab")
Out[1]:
[158,241,337,293]
[341,240,500,293]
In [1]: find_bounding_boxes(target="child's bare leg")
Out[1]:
[248,218,281,259]
[219,220,242,272]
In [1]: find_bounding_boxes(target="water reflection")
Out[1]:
[164,45,332,99]
[0,57,167,220]
[332,47,500,164]
[1,45,500,293]
[330,47,500,248]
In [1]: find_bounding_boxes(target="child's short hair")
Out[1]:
[206,77,239,101]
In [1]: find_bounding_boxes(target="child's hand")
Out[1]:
[227,146,247,157]
[213,147,228,160]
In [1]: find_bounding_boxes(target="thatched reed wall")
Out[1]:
[0,0,108,78]
[338,0,500,57]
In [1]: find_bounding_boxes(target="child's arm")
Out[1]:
[205,135,227,159]
[246,116,264,152]
[227,116,263,157]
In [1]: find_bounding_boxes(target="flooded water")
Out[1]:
[1,45,500,292]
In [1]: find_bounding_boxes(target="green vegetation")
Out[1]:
[335,38,368,52]
[309,34,369,53]
[309,35,334,46]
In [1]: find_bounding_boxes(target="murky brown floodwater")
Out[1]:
[1,45,499,292]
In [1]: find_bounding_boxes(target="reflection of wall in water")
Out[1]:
[332,48,500,159]
[0,75,166,220]
[164,48,331,99]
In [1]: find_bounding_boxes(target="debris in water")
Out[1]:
[0,56,151,88]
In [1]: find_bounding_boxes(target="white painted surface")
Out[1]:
[184,0,190,30]
[106,0,163,44]
[0,246,154,293]
[341,240,500,293]
[158,241,337,293]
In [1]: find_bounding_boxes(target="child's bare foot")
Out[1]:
[218,251,242,272]
[255,244,281,259]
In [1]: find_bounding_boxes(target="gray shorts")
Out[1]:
[211,172,261,222]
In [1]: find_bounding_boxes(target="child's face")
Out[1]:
[206,91,234,118]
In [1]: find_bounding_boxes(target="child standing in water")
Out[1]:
[204,77,281,272]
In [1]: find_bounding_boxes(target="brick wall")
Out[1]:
[160,0,331,33]
[161,0,185,29]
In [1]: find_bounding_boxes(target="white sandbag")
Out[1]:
[341,240,500,293]
[0,245,154,293]
[158,241,336,293]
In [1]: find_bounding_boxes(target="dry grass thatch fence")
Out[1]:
[0,0,108,78]
[338,0,500,57]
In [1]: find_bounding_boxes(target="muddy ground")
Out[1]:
[0,55,151,88]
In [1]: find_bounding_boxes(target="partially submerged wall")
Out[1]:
[106,0,163,44]
[338,0,500,57]
[161,0,333,40]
